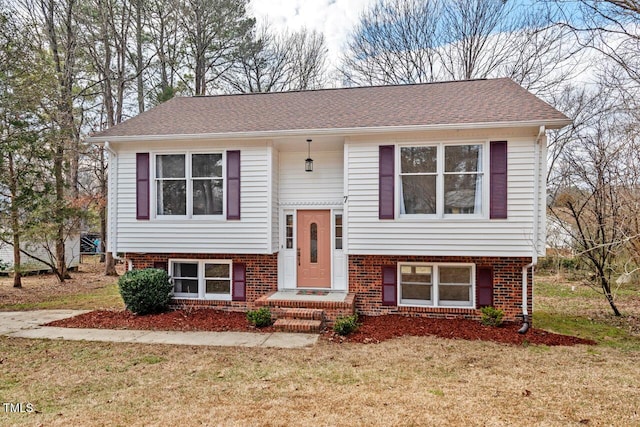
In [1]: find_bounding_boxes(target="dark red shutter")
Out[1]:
[136,153,150,220]
[379,145,395,219]
[227,150,241,220]
[381,265,397,306]
[477,266,494,307]
[232,263,246,301]
[490,141,508,219]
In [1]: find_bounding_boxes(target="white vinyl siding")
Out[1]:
[346,138,542,257]
[271,146,279,251]
[114,141,271,254]
[279,151,344,205]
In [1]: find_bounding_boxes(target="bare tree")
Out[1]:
[340,0,442,85]
[556,1,640,85]
[180,0,254,95]
[221,25,328,93]
[146,0,185,103]
[22,0,84,281]
[548,84,637,316]
[341,0,577,97]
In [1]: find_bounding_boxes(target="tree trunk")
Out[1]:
[8,154,22,288]
[104,251,118,276]
[135,0,145,113]
[54,143,68,282]
[602,277,622,316]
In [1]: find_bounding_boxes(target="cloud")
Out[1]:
[248,0,374,67]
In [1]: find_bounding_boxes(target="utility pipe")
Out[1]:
[519,126,545,334]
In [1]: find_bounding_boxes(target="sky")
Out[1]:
[247,0,375,66]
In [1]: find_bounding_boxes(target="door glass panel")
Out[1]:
[335,214,342,250]
[310,223,317,263]
[286,214,293,249]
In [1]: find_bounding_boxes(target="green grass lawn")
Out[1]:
[534,274,640,351]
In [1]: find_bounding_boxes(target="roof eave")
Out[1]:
[86,118,572,144]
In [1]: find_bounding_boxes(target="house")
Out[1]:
[0,236,80,274]
[86,78,570,329]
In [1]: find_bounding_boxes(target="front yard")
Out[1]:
[1,262,639,425]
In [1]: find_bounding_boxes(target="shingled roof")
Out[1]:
[87,78,570,141]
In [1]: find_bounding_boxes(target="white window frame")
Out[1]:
[397,142,487,219]
[153,151,226,219]
[169,259,232,300]
[398,262,476,308]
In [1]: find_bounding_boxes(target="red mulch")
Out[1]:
[47,309,596,347]
[47,309,274,333]
[327,315,596,346]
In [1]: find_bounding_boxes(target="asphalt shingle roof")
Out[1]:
[88,78,570,140]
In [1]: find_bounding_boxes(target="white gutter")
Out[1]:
[86,119,571,144]
[519,125,545,334]
[104,141,117,156]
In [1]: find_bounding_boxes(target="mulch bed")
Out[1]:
[47,309,596,347]
[47,309,275,333]
[328,315,596,346]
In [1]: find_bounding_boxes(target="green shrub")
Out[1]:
[333,313,359,336]
[480,306,504,327]
[118,268,173,315]
[246,307,272,328]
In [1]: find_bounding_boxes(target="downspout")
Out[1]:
[519,125,545,334]
[103,141,118,258]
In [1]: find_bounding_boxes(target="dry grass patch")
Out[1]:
[1,336,639,426]
[0,261,125,311]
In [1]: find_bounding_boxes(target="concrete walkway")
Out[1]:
[0,310,319,349]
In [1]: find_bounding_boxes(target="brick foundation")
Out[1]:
[348,255,533,322]
[126,253,278,311]
[125,252,533,323]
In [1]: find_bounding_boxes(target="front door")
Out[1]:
[297,210,331,288]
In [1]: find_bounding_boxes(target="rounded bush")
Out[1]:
[333,314,359,336]
[480,306,504,327]
[118,268,173,315]
[246,307,273,328]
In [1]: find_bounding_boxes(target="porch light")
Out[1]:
[305,139,313,172]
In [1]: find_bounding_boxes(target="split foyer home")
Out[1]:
[87,78,570,330]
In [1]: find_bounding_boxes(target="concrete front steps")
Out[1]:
[273,308,324,333]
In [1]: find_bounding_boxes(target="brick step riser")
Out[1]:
[274,308,324,321]
[273,318,323,333]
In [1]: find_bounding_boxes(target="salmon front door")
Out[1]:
[297,210,331,288]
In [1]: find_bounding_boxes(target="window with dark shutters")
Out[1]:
[490,141,508,219]
[227,150,241,220]
[232,263,246,301]
[136,153,150,220]
[379,145,395,219]
[381,265,398,306]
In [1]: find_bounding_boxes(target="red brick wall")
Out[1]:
[348,255,533,322]
[126,253,278,311]
[126,252,534,323]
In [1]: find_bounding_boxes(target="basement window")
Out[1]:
[399,263,474,308]
[170,259,232,300]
